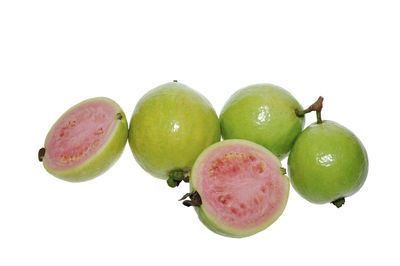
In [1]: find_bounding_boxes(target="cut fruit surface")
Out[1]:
[46,99,117,170]
[41,97,128,182]
[190,139,289,237]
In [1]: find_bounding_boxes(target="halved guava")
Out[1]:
[189,139,290,238]
[39,97,128,182]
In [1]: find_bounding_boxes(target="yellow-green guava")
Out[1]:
[128,81,221,185]
[288,120,368,207]
[220,84,304,160]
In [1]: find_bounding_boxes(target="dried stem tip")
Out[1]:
[38,148,46,162]
[166,169,190,188]
[179,191,202,207]
[331,197,345,208]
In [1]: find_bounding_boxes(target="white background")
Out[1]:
[1,1,399,265]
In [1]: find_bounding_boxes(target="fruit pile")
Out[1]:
[38,81,368,238]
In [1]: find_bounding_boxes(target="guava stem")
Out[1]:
[295,96,324,124]
[167,169,190,188]
[38,147,45,162]
[180,191,202,207]
[316,110,322,124]
[331,197,345,208]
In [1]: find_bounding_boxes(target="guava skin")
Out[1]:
[42,97,129,182]
[220,84,304,160]
[288,120,368,204]
[128,81,221,179]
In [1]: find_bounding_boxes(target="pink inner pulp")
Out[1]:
[45,100,118,171]
[195,144,287,230]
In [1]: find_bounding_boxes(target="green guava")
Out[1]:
[219,84,304,160]
[128,81,221,184]
[183,139,290,238]
[39,97,129,182]
[288,120,368,207]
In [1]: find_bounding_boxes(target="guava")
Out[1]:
[288,97,368,207]
[39,97,128,182]
[219,84,305,160]
[128,81,221,185]
[182,139,290,238]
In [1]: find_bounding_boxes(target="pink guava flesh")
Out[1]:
[193,141,288,231]
[45,99,119,171]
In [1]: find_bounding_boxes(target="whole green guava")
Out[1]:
[220,84,304,160]
[288,120,368,207]
[128,81,221,183]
